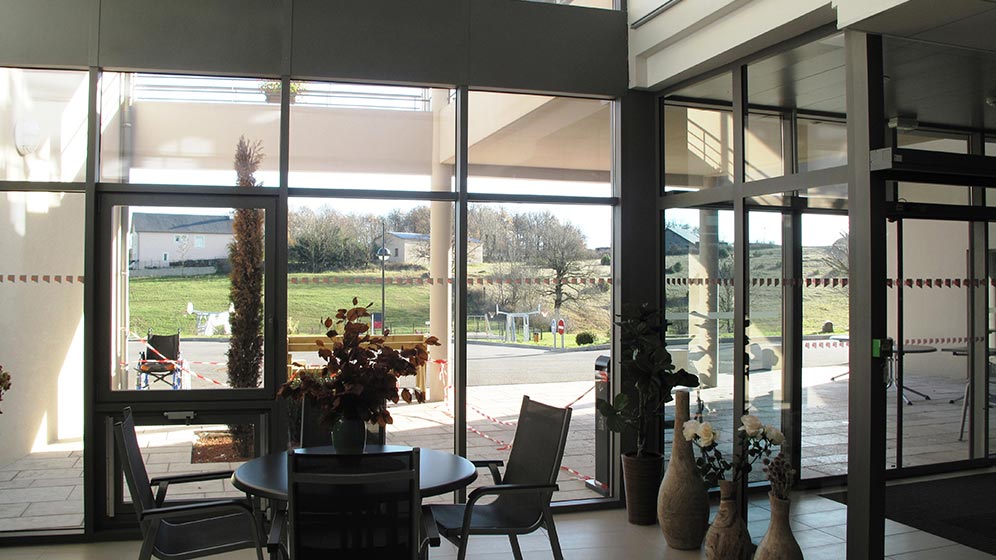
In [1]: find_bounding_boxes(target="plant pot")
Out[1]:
[704,480,753,560]
[753,493,803,560]
[332,417,367,454]
[658,390,709,549]
[621,452,663,525]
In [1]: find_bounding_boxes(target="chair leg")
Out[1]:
[543,507,565,560]
[138,522,158,560]
[508,534,523,560]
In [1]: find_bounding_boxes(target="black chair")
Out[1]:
[136,329,183,390]
[429,396,572,560]
[114,408,263,560]
[299,398,385,448]
[268,447,438,560]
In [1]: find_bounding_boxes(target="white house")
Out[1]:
[131,213,233,269]
[383,231,484,266]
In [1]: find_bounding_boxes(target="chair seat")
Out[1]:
[155,512,258,558]
[431,503,540,536]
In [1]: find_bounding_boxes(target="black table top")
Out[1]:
[232,444,478,501]
[897,344,936,354]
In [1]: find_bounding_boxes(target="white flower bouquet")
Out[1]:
[683,413,784,486]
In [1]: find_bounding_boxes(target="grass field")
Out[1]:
[128,249,845,341]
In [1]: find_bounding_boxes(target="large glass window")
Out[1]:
[465,202,612,501]
[108,205,267,392]
[467,92,611,197]
[99,74,281,186]
[288,83,453,192]
[663,104,734,192]
[663,208,736,475]
[0,191,86,531]
[0,68,89,183]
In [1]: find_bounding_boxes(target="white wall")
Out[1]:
[134,232,231,268]
[0,192,85,468]
[629,0,836,90]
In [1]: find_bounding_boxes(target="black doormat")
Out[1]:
[821,473,996,555]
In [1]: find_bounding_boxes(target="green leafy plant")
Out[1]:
[575,331,596,346]
[277,297,440,427]
[596,303,700,457]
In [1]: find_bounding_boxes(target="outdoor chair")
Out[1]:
[299,398,385,448]
[136,329,184,390]
[428,395,572,560]
[268,447,438,560]
[114,408,263,560]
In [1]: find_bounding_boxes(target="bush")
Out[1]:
[575,331,596,345]
[600,254,611,266]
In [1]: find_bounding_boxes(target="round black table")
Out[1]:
[232,444,477,500]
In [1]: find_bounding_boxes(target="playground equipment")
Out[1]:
[494,304,544,343]
[186,301,233,335]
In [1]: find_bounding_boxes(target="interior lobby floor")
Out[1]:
[1,488,994,559]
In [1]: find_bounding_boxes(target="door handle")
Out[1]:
[163,410,197,425]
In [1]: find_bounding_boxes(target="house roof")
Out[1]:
[132,213,233,234]
[666,226,699,244]
[388,231,482,244]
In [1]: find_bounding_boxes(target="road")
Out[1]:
[126,340,609,389]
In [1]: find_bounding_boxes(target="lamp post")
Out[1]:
[377,222,390,334]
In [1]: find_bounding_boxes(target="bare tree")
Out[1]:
[821,231,849,277]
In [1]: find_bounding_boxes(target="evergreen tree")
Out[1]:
[228,136,264,456]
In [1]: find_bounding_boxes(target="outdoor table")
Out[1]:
[232,444,478,501]
[892,344,936,404]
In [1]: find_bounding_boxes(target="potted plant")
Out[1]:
[277,297,439,452]
[596,303,700,524]
[259,80,303,103]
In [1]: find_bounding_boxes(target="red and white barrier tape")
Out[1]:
[129,331,229,388]
[288,276,612,286]
[0,274,84,284]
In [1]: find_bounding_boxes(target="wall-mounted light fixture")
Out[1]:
[13,118,43,156]
[888,115,918,132]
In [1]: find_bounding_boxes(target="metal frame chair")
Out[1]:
[429,396,572,560]
[136,329,184,390]
[114,408,263,560]
[268,447,438,559]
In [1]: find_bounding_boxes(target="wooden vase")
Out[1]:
[657,390,709,549]
[753,493,803,560]
[704,480,753,560]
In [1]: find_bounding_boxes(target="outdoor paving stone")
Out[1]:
[0,479,38,490]
[0,470,17,482]
[0,503,30,519]
[1,514,83,532]
[13,469,82,480]
[6,458,80,471]
[0,486,72,504]
[24,499,83,517]
[144,452,191,464]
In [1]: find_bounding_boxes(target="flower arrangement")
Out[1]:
[0,364,10,414]
[259,80,303,98]
[683,413,784,486]
[763,452,795,500]
[277,297,439,427]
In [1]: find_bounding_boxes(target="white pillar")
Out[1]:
[427,89,452,402]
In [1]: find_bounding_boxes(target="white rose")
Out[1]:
[740,414,763,438]
[697,422,718,447]
[766,426,785,446]
[682,420,700,442]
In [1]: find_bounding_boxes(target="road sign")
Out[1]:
[556,319,565,335]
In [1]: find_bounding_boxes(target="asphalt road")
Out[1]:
[127,340,609,389]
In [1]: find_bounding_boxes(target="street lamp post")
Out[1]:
[377,222,390,334]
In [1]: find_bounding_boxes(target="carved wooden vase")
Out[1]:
[657,390,709,549]
[753,493,803,560]
[704,480,753,560]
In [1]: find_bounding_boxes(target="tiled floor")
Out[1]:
[1,490,994,559]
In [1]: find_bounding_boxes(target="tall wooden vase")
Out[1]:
[657,390,709,549]
[753,493,803,560]
[704,480,753,560]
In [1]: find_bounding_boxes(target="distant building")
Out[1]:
[664,227,699,255]
[131,213,233,269]
[382,232,484,265]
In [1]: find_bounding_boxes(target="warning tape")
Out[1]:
[0,274,84,284]
[801,335,986,349]
[289,276,612,286]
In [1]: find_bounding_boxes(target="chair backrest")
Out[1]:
[498,396,572,508]
[147,330,180,361]
[287,447,420,559]
[114,408,157,522]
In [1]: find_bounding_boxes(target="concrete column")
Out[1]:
[688,208,719,387]
[428,88,452,403]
